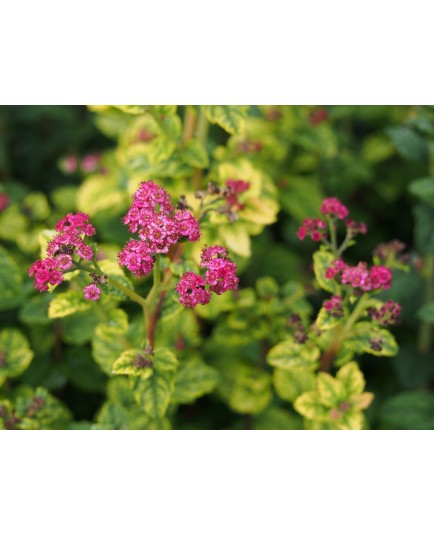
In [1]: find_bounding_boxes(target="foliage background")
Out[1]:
[1,104,433,429]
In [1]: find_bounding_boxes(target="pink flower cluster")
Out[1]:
[84,283,101,301]
[119,181,201,277]
[29,212,95,293]
[296,218,327,241]
[320,197,349,220]
[368,300,401,326]
[176,246,239,307]
[325,259,392,292]
[296,197,367,243]
[323,295,344,317]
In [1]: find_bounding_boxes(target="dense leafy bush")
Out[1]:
[1,105,434,430]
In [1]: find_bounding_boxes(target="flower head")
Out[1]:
[118,239,155,278]
[320,198,349,220]
[176,272,211,308]
[297,218,327,241]
[84,284,101,301]
[323,295,344,317]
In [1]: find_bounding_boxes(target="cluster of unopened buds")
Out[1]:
[368,300,401,326]
[28,180,239,308]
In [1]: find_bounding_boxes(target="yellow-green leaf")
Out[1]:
[267,340,320,370]
[112,349,154,378]
[313,249,340,294]
[203,105,249,135]
[48,291,91,319]
[181,138,209,168]
[273,367,316,403]
[336,362,365,397]
[316,372,345,408]
[0,329,34,386]
[172,358,220,404]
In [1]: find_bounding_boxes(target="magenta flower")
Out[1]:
[320,197,349,220]
[323,295,344,317]
[297,218,327,241]
[29,212,96,292]
[118,239,155,278]
[120,181,202,278]
[28,258,64,292]
[204,257,239,295]
[173,210,201,242]
[176,272,211,308]
[200,245,229,266]
[84,283,101,301]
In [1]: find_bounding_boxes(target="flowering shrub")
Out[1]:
[2,105,434,430]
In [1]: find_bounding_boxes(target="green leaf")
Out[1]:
[387,126,427,162]
[61,308,100,345]
[181,139,209,168]
[273,367,316,403]
[0,245,23,311]
[19,293,53,326]
[228,367,272,415]
[0,329,34,386]
[313,249,340,294]
[135,371,175,420]
[113,105,147,115]
[267,340,320,369]
[153,347,178,373]
[112,349,154,378]
[409,177,434,207]
[256,277,279,299]
[22,192,50,221]
[252,406,303,430]
[316,372,345,408]
[379,391,434,430]
[172,358,220,404]
[77,175,126,216]
[0,205,28,242]
[14,387,72,430]
[414,203,434,254]
[280,177,323,222]
[48,290,91,318]
[203,105,249,135]
[219,224,251,257]
[98,259,134,300]
[336,362,365,397]
[92,310,130,375]
[346,322,399,357]
[294,391,329,420]
[314,307,342,331]
[418,302,434,323]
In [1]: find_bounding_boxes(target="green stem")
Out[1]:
[329,217,338,254]
[182,106,197,144]
[195,108,209,143]
[419,253,434,355]
[319,294,369,372]
[90,258,148,308]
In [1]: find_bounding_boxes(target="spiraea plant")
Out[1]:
[22,179,240,429]
[267,197,401,429]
